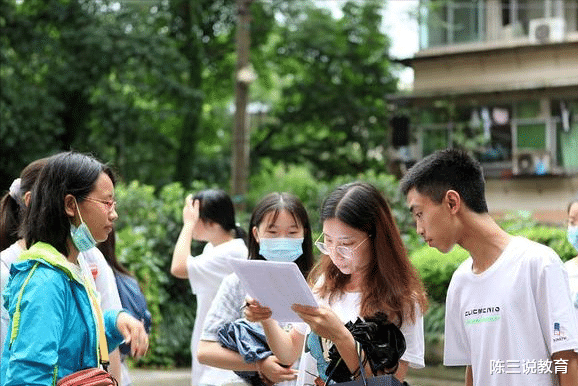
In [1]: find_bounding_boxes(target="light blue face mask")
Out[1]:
[568,225,578,252]
[70,198,97,252]
[259,237,304,262]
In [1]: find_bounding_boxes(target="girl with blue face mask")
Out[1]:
[246,193,314,276]
[197,192,314,386]
[564,197,578,310]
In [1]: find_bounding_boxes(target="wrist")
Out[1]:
[182,222,195,231]
[332,327,355,348]
[255,357,267,373]
[261,318,275,327]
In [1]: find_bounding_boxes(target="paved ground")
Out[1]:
[129,366,465,386]
[130,368,190,386]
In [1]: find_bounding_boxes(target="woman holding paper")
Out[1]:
[197,192,315,386]
[245,182,428,386]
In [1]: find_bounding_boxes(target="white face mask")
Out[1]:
[70,198,97,252]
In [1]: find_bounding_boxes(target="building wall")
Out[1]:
[412,41,578,94]
[486,175,578,223]
[403,1,578,223]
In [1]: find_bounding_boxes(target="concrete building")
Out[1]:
[391,0,578,223]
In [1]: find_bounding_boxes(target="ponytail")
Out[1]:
[0,192,22,251]
[0,157,50,251]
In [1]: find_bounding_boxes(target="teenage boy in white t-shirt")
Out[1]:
[400,148,578,386]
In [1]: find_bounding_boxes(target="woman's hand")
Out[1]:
[256,355,297,384]
[291,304,350,343]
[244,296,272,322]
[116,312,149,358]
[182,194,200,226]
[170,194,198,278]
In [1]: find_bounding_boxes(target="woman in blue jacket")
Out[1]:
[1,152,149,386]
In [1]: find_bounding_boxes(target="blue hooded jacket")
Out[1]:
[1,242,124,386]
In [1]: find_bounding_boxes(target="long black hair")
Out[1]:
[23,152,115,256]
[247,192,314,278]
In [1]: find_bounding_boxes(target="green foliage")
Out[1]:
[252,0,397,179]
[116,226,171,367]
[114,181,211,367]
[248,162,329,231]
[2,0,403,193]
[499,210,574,261]
[411,244,470,304]
[423,301,445,339]
[0,0,249,190]
[498,210,537,233]
[422,301,445,365]
[512,226,576,262]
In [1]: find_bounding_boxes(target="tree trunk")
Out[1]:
[173,0,203,186]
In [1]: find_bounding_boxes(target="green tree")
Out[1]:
[1,0,279,190]
[252,0,398,179]
[0,0,195,187]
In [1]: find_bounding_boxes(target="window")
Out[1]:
[514,100,547,150]
[480,106,512,162]
[553,99,578,169]
[420,0,485,49]
[422,128,449,156]
[516,123,546,149]
[501,0,571,35]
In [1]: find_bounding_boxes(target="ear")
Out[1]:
[64,194,77,218]
[445,190,461,214]
[23,191,32,207]
[252,226,260,243]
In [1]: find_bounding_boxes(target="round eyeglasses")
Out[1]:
[85,196,117,212]
[314,233,369,259]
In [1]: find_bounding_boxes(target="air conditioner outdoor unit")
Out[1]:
[529,18,565,43]
[513,150,551,176]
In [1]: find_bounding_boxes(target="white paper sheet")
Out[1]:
[229,259,318,322]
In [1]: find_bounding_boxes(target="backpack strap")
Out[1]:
[90,286,110,369]
[76,272,110,369]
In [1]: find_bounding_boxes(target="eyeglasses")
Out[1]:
[315,233,369,259]
[85,196,117,212]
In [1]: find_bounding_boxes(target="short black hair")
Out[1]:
[23,151,115,256]
[400,148,488,213]
[194,189,246,241]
